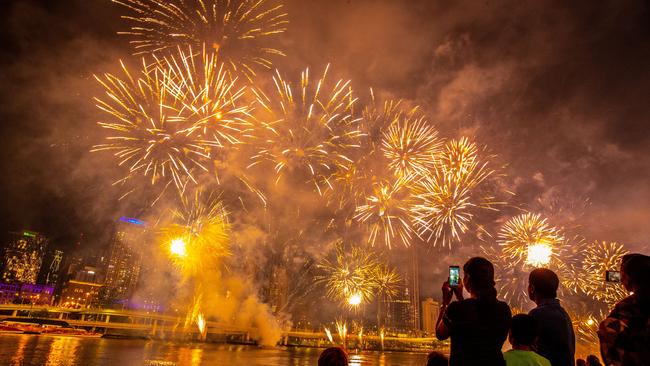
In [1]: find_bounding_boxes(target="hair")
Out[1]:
[510,313,537,346]
[318,347,348,366]
[463,257,497,300]
[528,268,559,299]
[577,359,587,366]
[621,253,650,299]
[586,355,603,366]
[427,351,449,366]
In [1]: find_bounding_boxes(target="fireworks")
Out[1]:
[113,0,288,80]
[93,59,212,191]
[411,138,496,247]
[354,175,415,249]
[581,241,629,305]
[249,66,363,195]
[324,327,334,343]
[498,213,564,267]
[381,115,442,178]
[197,311,207,340]
[317,244,380,307]
[336,319,348,344]
[361,90,412,151]
[159,190,230,275]
[373,265,401,300]
[162,46,252,147]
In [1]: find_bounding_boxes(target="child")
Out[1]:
[504,314,551,366]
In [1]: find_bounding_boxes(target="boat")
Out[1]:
[0,317,102,337]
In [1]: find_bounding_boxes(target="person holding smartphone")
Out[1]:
[436,257,512,366]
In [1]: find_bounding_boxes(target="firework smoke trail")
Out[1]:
[113,0,288,80]
[581,241,629,305]
[159,190,230,276]
[316,244,380,308]
[498,213,564,267]
[162,45,251,148]
[249,65,363,195]
[381,114,442,178]
[354,175,415,249]
[93,59,213,194]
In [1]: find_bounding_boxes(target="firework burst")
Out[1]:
[581,241,629,305]
[249,65,363,195]
[498,213,564,267]
[381,115,442,178]
[113,0,288,80]
[354,175,415,249]
[93,59,213,192]
[159,190,230,276]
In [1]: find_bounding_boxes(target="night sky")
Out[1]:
[0,0,649,257]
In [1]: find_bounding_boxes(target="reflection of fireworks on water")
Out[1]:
[411,138,496,248]
[93,59,211,192]
[113,0,288,80]
[581,241,629,305]
[162,46,251,147]
[317,244,379,307]
[354,175,415,249]
[498,213,564,267]
[381,115,441,177]
[159,190,230,275]
[379,328,385,349]
[250,66,363,195]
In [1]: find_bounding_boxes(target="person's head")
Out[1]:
[508,313,537,348]
[577,359,587,366]
[586,355,602,366]
[426,351,448,366]
[528,268,559,303]
[620,253,650,294]
[318,347,348,366]
[463,257,497,300]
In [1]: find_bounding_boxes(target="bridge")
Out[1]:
[0,304,443,351]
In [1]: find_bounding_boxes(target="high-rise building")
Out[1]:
[60,266,103,308]
[43,250,64,286]
[1,231,48,284]
[421,298,440,335]
[268,265,288,313]
[103,218,145,308]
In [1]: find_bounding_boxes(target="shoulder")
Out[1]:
[532,351,551,366]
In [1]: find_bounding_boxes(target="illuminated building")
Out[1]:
[60,266,103,308]
[43,250,63,286]
[0,283,54,305]
[385,249,420,331]
[102,218,145,308]
[1,231,48,284]
[421,298,440,335]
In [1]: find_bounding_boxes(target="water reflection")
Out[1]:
[10,335,29,365]
[46,336,81,365]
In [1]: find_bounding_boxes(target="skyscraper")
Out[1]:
[421,298,440,335]
[1,231,48,284]
[102,218,145,308]
[43,249,64,286]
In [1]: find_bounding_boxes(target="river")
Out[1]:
[0,335,431,365]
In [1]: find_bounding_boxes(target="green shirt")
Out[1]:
[504,349,552,366]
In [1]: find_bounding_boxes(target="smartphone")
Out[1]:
[605,270,621,283]
[449,266,460,287]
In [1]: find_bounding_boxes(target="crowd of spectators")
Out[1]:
[317,252,649,366]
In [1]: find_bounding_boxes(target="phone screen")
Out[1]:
[606,270,621,283]
[449,266,460,287]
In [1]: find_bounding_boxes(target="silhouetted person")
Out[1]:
[436,257,512,366]
[577,360,587,366]
[504,314,551,366]
[427,351,449,366]
[527,268,575,366]
[598,253,650,366]
[585,355,602,366]
[318,347,348,366]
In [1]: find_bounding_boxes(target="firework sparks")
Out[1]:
[113,0,288,80]
[93,59,212,192]
[498,213,564,267]
[336,319,348,346]
[249,65,363,195]
[381,115,442,177]
[581,241,629,305]
[197,311,207,340]
[354,175,415,249]
[324,327,334,344]
[159,190,230,275]
[317,244,380,307]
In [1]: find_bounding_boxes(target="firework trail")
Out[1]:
[411,138,497,247]
[93,59,213,193]
[249,65,363,195]
[354,175,415,249]
[113,0,288,80]
[581,241,629,305]
[162,45,252,148]
[361,90,414,152]
[317,243,380,308]
[381,114,442,178]
[324,327,334,343]
[159,189,230,276]
[498,213,564,267]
